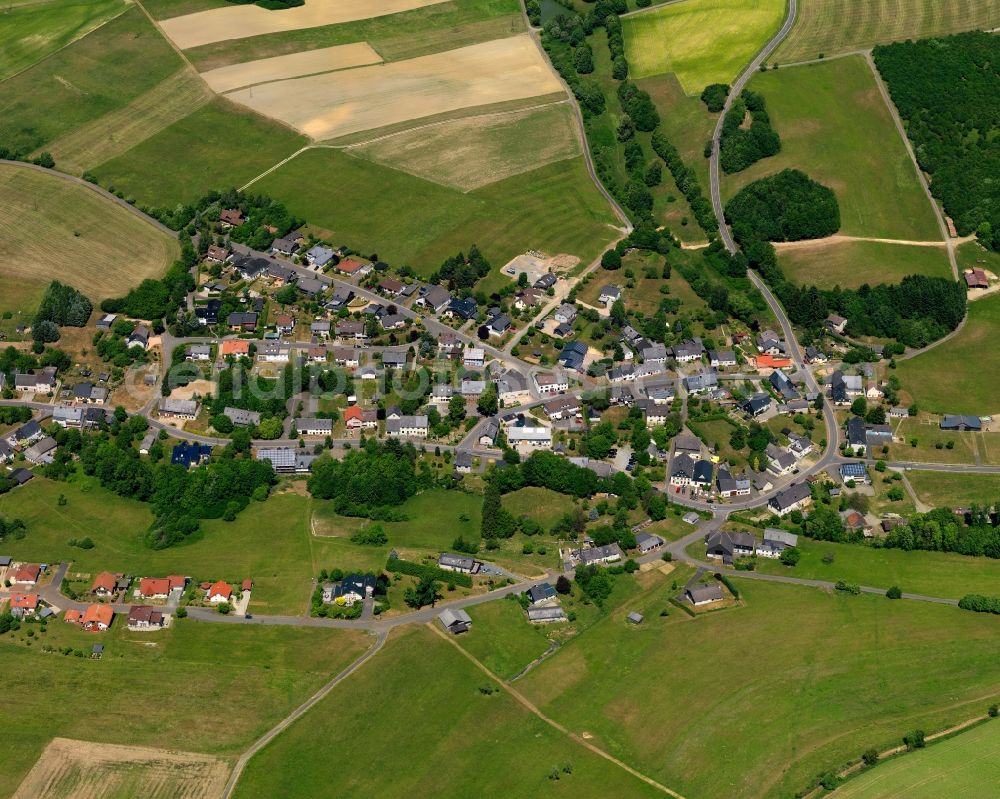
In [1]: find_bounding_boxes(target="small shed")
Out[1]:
[91,644,104,659]
[627,612,644,625]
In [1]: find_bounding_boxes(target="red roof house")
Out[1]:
[754,354,793,371]
[64,609,81,624]
[221,339,251,357]
[10,594,38,616]
[91,571,117,596]
[13,564,40,584]
[81,604,114,632]
[966,268,989,290]
[336,259,365,274]
[207,581,233,603]
[138,575,186,599]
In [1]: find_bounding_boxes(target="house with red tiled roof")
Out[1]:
[335,259,367,275]
[241,579,253,592]
[91,571,117,597]
[12,564,40,585]
[206,581,233,603]
[10,593,38,618]
[64,609,81,624]
[137,575,186,599]
[220,339,251,357]
[344,405,377,429]
[81,604,114,632]
[754,354,792,371]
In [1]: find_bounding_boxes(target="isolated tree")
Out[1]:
[555,575,572,595]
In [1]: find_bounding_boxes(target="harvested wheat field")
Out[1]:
[44,69,212,175]
[202,42,381,93]
[227,36,563,141]
[12,737,229,799]
[0,164,178,300]
[160,0,449,49]
[348,101,580,190]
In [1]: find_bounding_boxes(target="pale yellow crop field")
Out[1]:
[203,42,382,93]
[225,35,564,141]
[160,0,449,49]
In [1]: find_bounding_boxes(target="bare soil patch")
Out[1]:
[12,737,229,799]
[203,42,381,93]
[160,0,450,50]
[225,36,563,141]
[170,378,216,400]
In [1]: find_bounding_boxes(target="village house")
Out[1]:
[227,311,258,332]
[709,349,737,368]
[137,575,186,600]
[686,583,725,606]
[24,436,57,465]
[507,426,553,449]
[171,441,212,469]
[323,573,376,606]
[219,208,244,227]
[768,483,812,516]
[417,285,451,314]
[295,418,333,436]
[220,339,251,358]
[257,343,291,363]
[332,347,361,368]
[635,533,665,554]
[438,553,482,574]
[90,571,118,597]
[558,340,587,371]
[224,407,261,427]
[344,406,378,429]
[81,604,114,632]
[528,605,568,624]
[756,528,798,559]
[495,369,530,405]
[206,244,230,263]
[825,314,848,335]
[10,593,39,619]
[439,608,472,635]
[741,393,771,417]
[463,347,486,369]
[187,344,211,361]
[527,583,557,605]
[206,581,233,603]
[310,319,332,339]
[385,415,428,438]
[535,372,568,394]
[683,369,718,395]
[128,605,165,630]
[159,398,199,419]
[306,245,335,268]
[598,285,621,305]
[572,543,624,567]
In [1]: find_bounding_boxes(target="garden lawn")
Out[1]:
[255,148,618,277]
[518,578,1000,799]
[0,0,125,81]
[723,56,942,242]
[0,8,181,154]
[91,99,307,209]
[833,717,1000,798]
[905,472,1000,510]
[0,475,317,614]
[896,292,1000,415]
[622,0,786,91]
[232,625,669,799]
[502,486,572,530]
[0,620,370,798]
[776,240,952,289]
[885,418,979,465]
[755,538,1000,600]
[774,0,1000,63]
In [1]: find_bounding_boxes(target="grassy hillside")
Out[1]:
[90,98,307,208]
[518,577,1000,799]
[905,472,1000,510]
[232,625,670,798]
[622,0,786,91]
[0,0,125,81]
[723,56,942,242]
[0,8,181,154]
[0,621,370,797]
[0,163,178,303]
[774,0,1000,63]
[255,148,618,275]
[777,240,951,288]
[896,292,1000,415]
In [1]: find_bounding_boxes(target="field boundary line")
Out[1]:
[774,48,871,69]
[863,50,957,281]
[220,629,388,799]
[431,622,689,798]
[238,146,311,190]
[0,1,132,84]
[620,0,694,20]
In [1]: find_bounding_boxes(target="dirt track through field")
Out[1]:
[13,738,229,799]
[203,42,381,93]
[44,69,212,174]
[773,234,947,250]
[225,35,563,141]
[160,0,449,49]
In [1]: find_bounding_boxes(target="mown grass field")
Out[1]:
[255,148,619,276]
[0,8,181,154]
[905,471,1000,510]
[777,240,952,288]
[0,619,370,798]
[518,577,1000,799]
[724,56,941,242]
[957,239,1000,276]
[885,418,980,465]
[896,292,1000,415]
[232,625,669,799]
[774,0,1000,63]
[755,538,1000,600]
[183,0,523,71]
[0,0,125,81]
[349,102,580,192]
[833,717,1000,798]
[0,163,178,301]
[0,475,317,614]
[622,0,786,91]
[91,98,307,208]
[461,597,554,679]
